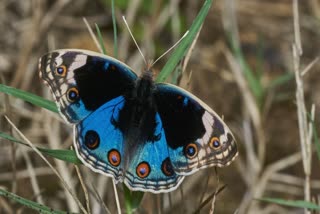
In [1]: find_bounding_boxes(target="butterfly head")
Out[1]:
[141,62,155,81]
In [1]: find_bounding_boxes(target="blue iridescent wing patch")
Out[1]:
[154,83,238,175]
[124,113,184,193]
[74,96,126,182]
[76,102,183,193]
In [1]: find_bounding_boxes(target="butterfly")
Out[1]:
[39,49,238,193]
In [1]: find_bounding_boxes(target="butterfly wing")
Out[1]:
[39,49,236,192]
[154,83,238,175]
[75,99,183,192]
[39,49,137,181]
[39,49,137,123]
[124,113,184,193]
[74,96,126,181]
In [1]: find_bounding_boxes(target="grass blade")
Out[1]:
[258,197,320,211]
[95,24,107,55]
[123,185,144,214]
[111,0,118,58]
[268,72,294,90]
[155,0,213,83]
[0,132,81,164]
[0,188,76,214]
[0,84,58,113]
[228,36,264,105]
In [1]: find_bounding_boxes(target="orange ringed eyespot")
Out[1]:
[56,65,67,76]
[136,162,151,178]
[108,149,121,166]
[161,157,175,176]
[184,143,198,159]
[209,137,221,150]
[84,130,100,150]
[67,87,79,102]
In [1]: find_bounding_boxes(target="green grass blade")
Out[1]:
[267,72,294,90]
[228,34,264,105]
[0,132,81,164]
[95,24,107,55]
[0,83,58,113]
[123,185,144,214]
[258,197,320,211]
[111,0,118,58]
[155,0,213,83]
[0,188,77,214]
[39,148,81,165]
[256,35,265,80]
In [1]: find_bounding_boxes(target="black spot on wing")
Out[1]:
[154,84,206,149]
[73,55,137,111]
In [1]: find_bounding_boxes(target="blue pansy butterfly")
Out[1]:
[39,49,238,193]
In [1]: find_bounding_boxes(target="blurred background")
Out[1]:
[0,0,320,213]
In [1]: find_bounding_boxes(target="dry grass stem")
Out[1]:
[2,1,320,213]
[0,167,53,182]
[20,147,44,204]
[91,184,112,214]
[112,179,121,214]
[44,117,80,212]
[118,0,142,60]
[12,0,72,89]
[4,116,88,214]
[83,17,103,53]
[91,176,110,213]
[182,27,202,72]
[301,57,319,76]
[292,2,314,213]
[75,164,91,213]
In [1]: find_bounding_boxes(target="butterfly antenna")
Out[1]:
[122,16,147,65]
[151,30,189,67]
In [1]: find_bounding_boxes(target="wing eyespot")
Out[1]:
[108,149,121,167]
[55,65,67,77]
[161,157,175,177]
[84,130,100,150]
[184,143,198,159]
[209,137,221,150]
[136,162,151,179]
[67,87,79,102]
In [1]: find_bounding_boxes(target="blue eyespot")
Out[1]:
[184,143,198,159]
[67,87,79,102]
[55,65,67,76]
[84,130,100,150]
[209,137,221,150]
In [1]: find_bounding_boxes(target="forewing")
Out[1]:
[154,83,238,175]
[39,49,137,123]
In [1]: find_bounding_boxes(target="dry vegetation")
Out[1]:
[0,0,320,213]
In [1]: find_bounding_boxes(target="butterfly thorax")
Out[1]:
[135,70,154,104]
[128,69,156,135]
